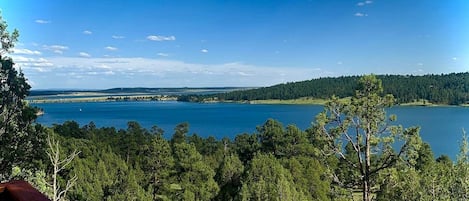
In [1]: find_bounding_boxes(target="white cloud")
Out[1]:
[83,30,92,35]
[43,45,69,54]
[414,69,424,74]
[21,56,331,88]
[237,71,253,76]
[357,1,372,6]
[417,63,424,66]
[35,19,51,24]
[112,35,125,39]
[105,46,118,51]
[452,57,458,61]
[354,12,367,17]
[104,71,115,75]
[79,52,91,57]
[201,49,208,53]
[157,53,169,57]
[337,61,343,65]
[12,48,41,55]
[11,56,54,68]
[147,35,176,41]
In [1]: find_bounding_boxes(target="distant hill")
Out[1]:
[179,73,469,105]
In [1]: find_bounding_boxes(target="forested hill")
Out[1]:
[181,73,469,105]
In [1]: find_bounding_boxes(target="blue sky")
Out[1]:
[1,0,468,89]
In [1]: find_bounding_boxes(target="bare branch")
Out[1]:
[47,134,80,201]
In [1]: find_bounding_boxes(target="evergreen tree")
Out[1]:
[215,153,244,201]
[452,129,469,200]
[240,153,308,201]
[0,12,46,180]
[313,75,422,201]
[105,168,152,201]
[233,133,260,164]
[172,142,219,200]
[141,133,174,199]
[171,122,189,145]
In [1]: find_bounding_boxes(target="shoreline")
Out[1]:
[28,96,468,107]
[27,94,177,104]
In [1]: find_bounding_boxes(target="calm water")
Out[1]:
[32,101,469,159]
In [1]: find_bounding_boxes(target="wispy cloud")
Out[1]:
[11,56,54,68]
[112,35,125,39]
[157,53,169,57]
[357,1,373,6]
[201,49,208,53]
[19,56,331,88]
[105,46,118,51]
[147,35,176,41]
[79,52,91,57]
[35,19,51,24]
[43,45,69,54]
[414,68,424,74]
[12,48,41,55]
[354,12,368,17]
[83,30,92,35]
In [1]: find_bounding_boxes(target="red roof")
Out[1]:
[0,180,51,201]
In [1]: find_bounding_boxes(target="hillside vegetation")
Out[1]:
[180,73,469,105]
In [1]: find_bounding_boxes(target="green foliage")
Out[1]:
[0,12,19,53]
[0,14,46,181]
[7,9,469,201]
[215,153,244,201]
[281,156,330,200]
[313,75,424,201]
[376,166,421,201]
[172,142,219,200]
[10,110,465,201]
[104,169,152,201]
[171,122,189,145]
[53,121,86,138]
[257,119,285,154]
[452,129,469,200]
[140,133,174,199]
[184,73,469,105]
[233,133,260,164]
[240,153,309,201]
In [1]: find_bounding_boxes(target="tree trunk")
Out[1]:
[363,179,368,201]
[363,130,371,201]
[53,148,59,201]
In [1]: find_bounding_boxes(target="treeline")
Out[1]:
[15,119,466,201]
[46,120,330,200]
[179,73,469,105]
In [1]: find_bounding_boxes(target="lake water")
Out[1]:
[32,101,469,159]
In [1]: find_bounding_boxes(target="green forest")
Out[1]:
[180,73,469,105]
[2,13,469,201]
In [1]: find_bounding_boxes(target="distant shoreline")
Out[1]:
[27,94,177,104]
[28,95,469,107]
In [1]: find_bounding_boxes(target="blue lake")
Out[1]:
[32,101,469,159]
